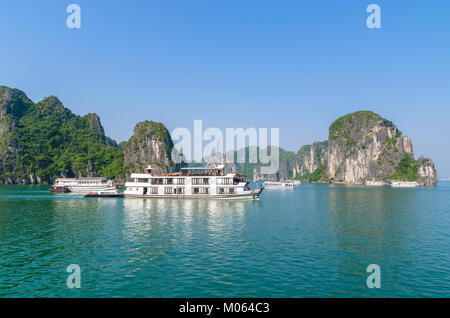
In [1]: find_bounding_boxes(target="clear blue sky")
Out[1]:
[1,1,449,176]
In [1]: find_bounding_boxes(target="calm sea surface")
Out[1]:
[0,183,449,298]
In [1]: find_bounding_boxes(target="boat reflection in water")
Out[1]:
[122,197,249,217]
[121,198,252,244]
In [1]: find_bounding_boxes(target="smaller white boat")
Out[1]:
[390,181,419,188]
[85,189,124,198]
[52,177,115,194]
[263,180,300,189]
[365,180,385,186]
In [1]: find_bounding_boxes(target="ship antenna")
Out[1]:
[244,147,247,177]
[178,146,186,172]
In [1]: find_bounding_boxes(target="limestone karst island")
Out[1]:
[0,85,438,186]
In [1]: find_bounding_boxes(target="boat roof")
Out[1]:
[181,165,224,170]
[129,172,238,178]
[55,177,107,181]
[130,173,152,178]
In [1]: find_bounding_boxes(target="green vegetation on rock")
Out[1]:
[329,111,382,141]
[301,162,328,182]
[15,98,125,180]
[388,153,419,181]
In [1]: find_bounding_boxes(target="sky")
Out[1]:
[0,0,449,176]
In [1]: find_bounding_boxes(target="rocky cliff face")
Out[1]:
[123,121,174,175]
[0,86,33,133]
[0,86,34,182]
[416,157,438,186]
[324,111,437,185]
[83,113,106,142]
[247,143,328,181]
[296,141,328,177]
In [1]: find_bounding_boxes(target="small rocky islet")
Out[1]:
[0,85,438,186]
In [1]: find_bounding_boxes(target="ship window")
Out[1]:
[150,187,158,194]
[219,178,232,185]
[228,188,235,194]
[218,188,225,194]
[151,178,161,185]
[193,188,199,194]
[174,188,185,194]
[164,187,173,194]
[196,188,208,194]
[233,177,242,185]
[193,178,209,185]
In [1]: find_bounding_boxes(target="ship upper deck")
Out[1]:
[129,172,239,178]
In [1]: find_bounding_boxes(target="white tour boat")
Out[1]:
[85,189,124,198]
[263,180,300,189]
[124,165,263,200]
[390,181,419,188]
[365,180,385,186]
[51,177,115,194]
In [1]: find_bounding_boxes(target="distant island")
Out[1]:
[248,111,438,186]
[0,85,438,186]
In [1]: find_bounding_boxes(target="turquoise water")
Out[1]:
[0,183,449,298]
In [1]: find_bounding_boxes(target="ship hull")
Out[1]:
[125,189,263,200]
[67,185,113,194]
[390,181,419,188]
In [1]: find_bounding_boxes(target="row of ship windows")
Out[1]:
[130,187,236,195]
[134,178,235,185]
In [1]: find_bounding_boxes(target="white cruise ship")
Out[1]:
[52,177,115,193]
[124,165,263,200]
[390,181,419,188]
[263,180,301,189]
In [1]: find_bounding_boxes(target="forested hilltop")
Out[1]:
[0,85,173,184]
